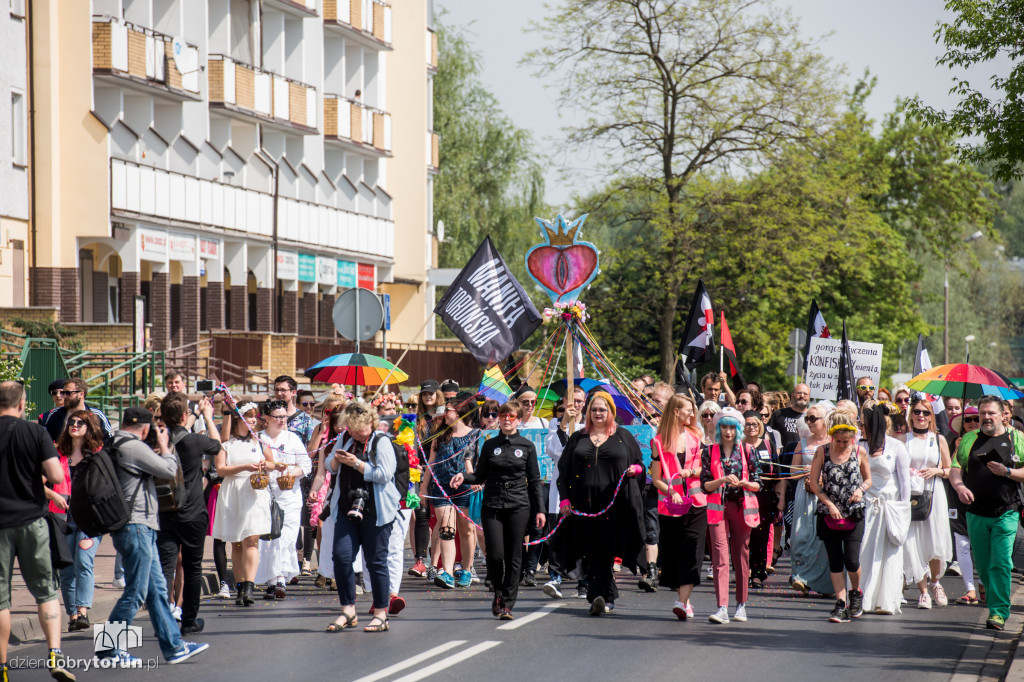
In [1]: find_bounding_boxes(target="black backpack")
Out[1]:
[70,436,140,537]
[369,432,411,499]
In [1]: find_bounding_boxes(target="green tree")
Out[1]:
[433,18,548,292]
[526,0,842,379]
[907,0,1024,182]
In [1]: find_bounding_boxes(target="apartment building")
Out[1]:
[25,0,438,359]
[0,0,29,308]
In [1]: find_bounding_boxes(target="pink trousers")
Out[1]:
[708,499,753,607]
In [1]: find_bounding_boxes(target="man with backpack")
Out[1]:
[156,393,222,636]
[97,407,209,665]
[0,381,75,681]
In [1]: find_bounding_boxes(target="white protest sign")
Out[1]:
[806,337,884,401]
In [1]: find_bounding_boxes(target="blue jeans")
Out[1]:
[106,524,183,660]
[333,509,393,610]
[59,531,101,616]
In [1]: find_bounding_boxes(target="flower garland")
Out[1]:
[544,300,589,324]
[393,415,422,509]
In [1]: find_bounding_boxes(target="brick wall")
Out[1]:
[279,289,298,334]
[205,284,225,330]
[267,333,297,380]
[181,276,200,347]
[65,323,135,351]
[229,286,248,330]
[120,272,140,324]
[150,271,170,350]
[318,293,336,338]
[0,308,57,333]
[93,22,112,70]
[299,292,318,337]
[170,282,183,347]
[236,64,255,110]
[289,83,307,127]
[127,29,146,78]
[59,269,80,323]
[255,287,273,332]
[92,271,108,323]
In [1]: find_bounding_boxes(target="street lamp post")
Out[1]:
[943,231,984,364]
[965,334,975,364]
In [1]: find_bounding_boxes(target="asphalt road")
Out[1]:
[7,556,1005,682]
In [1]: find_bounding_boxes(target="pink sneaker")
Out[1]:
[931,582,948,607]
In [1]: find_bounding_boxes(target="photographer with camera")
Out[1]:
[325,403,400,633]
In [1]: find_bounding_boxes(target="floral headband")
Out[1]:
[371,392,400,408]
[827,424,857,436]
[236,402,258,417]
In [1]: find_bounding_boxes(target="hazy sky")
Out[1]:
[436,0,1008,207]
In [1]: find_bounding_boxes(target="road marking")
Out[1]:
[350,640,467,682]
[496,602,564,630]
[390,641,501,682]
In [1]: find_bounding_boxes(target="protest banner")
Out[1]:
[806,337,883,400]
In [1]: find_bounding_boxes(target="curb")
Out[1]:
[9,571,225,648]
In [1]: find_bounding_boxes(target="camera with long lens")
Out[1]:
[347,488,370,520]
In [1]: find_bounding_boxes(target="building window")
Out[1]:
[11,91,26,166]
[10,0,25,18]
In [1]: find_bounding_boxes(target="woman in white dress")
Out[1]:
[257,399,313,599]
[787,404,834,596]
[903,397,953,609]
[858,400,911,615]
[213,403,286,606]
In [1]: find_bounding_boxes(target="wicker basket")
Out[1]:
[277,474,295,491]
[250,471,270,490]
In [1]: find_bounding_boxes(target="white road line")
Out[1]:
[389,641,501,682]
[496,602,565,630]
[350,640,467,682]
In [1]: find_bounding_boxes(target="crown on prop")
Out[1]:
[536,214,586,246]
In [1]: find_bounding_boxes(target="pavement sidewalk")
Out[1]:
[8,535,225,646]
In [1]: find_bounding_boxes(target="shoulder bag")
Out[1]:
[910,435,937,522]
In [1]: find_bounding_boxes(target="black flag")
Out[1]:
[837,320,857,402]
[434,236,542,365]
[678,280,715,369]
[675,358,700,403]
[803,299,831,372]
[912,333,932,377]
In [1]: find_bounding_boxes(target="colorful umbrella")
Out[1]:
[906,363,1024,400]
[304,353,409,386]
[479,366,513,404]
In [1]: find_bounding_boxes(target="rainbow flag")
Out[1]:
[479,365,513,404]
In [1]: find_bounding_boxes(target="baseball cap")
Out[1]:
[48,379,68,393]
[419,379,440,393]
[122,406,154,427]
[440,379,460,393]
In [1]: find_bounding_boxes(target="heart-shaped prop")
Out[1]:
[525,214,600,304]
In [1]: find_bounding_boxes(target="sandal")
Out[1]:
[364,615,390,633]
[325,613,358,632]
[955,594,979,605]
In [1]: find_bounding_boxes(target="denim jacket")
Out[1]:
[328,433,400,526]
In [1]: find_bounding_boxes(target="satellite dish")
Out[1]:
[436,220,445,242]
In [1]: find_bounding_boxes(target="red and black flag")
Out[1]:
[837,320,857,402]
[720,311,747,392]
[803,299,831,372]
[679,279,715,369]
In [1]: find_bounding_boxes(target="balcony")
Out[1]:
[427,28,438,72]
[323,0,392,50]
[428,131,439,172]
[92,17,201,100]
[109,158,394,260]
[324,95,392,156]
[207,56,317,134]
[265,0,318,18]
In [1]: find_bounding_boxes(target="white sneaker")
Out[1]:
[946,561,962,577]
[931,582,948,607]
[706,566,714,580]
[917,593,932,609]
[685,602,694,619]
[171,604,183,621]
[733,603,748,622]
[216,582,232,599]
[708,606,730,624]
[672,601,687,620]
[542,580,563,600]
[112,577,126,590]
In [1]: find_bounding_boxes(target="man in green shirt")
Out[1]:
[949,395,1024,630]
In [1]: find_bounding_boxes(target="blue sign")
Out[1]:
[298,254,316,283]
[383,293,391,331]
[337,259,357,288]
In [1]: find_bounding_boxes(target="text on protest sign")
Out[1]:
[806,337,883,401]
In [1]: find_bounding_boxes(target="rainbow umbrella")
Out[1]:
[304,353,408,386]
[906,363,1024,400]
[479,365,513,404]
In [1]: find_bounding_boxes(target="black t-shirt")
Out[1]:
[769,407,804,447]
[963,432,1021,518]
[159,426,220,525]
[0,416,59,529]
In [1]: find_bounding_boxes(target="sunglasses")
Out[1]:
[300,401,316,407]
[498,413,518,420]
[964,416,980,423]
[858,385,874,391]
[736,399,751,405]
[591,408,609,414]
[701,413,714,419]
[912,409,930,417]
[50,390,62,397]
[59,390,82,396]
[67,418,87,428]
[520,400,536,405]
[896,398,910,404]
[805,416,820,424]
[760,413,770,420]
[483,412,499,419]
[744,422,760,429]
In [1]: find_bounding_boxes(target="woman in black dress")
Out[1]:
[557,391,646,616]
[450,399,545,620]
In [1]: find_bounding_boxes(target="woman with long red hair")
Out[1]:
[54,410,105,632]
[557,391,646,616]
[651,394,706,620]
